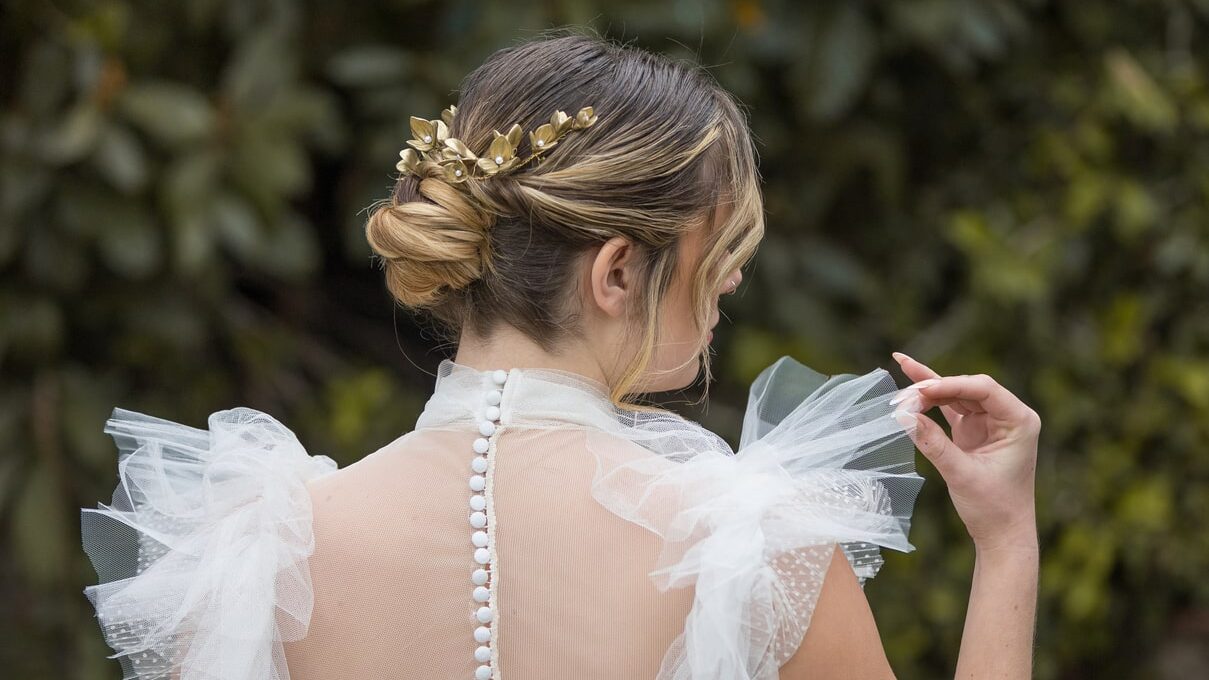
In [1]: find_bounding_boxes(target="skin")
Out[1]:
[455,207,1039,679]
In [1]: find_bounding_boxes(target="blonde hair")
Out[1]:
[365,32,764,403]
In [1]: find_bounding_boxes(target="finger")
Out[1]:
[934,399,976,416]
[917,374,1030,422]
[915,391,984,415]
[895,411,969,482]
[891,389,975,417]
[891,352,965,423]
[892,352,939,383]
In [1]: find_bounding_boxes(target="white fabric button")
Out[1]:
[470,495,486,511]
[475,664,491,680]
[472,530,489,547]
[472,569,488,586]
[471,457,488,474]
[476,605,494,623]
[474,547,491,564]
[474,625,491,643]
[475,645,491,662]
[479,421,496,437]
[473,437,489,454]
[486,390,502,405]
[473,586,490,602]
[469,475,486,492]
[485,406,501,421]
[470,511,487,528]
[492,370,507,385]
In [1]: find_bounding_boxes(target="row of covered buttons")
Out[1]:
[469,369,507,680]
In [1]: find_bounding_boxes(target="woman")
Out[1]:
[81,34,1039,679]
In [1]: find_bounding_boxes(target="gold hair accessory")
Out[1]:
[396,105,598,183]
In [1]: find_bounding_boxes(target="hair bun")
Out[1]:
[365,177,493,309]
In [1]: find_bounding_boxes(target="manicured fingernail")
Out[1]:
[891,411,918,428]
[892,351,911,364]
[907,378,940,390]
[889,390,917,406]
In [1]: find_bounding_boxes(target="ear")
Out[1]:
[589,236,638,318]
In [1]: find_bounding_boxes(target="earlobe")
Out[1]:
[589,236,634,318]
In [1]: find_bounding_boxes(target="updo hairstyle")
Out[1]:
[365,33,764,400]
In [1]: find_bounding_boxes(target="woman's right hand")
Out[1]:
[890,352,1041,552]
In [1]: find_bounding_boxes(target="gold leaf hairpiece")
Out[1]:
[396,105,597,183]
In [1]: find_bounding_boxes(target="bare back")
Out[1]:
[284,427,694,677]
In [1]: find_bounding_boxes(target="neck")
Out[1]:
[453,325,613,385]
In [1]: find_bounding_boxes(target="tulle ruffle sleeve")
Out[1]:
[589,357,926,680]
[80,407,339,680]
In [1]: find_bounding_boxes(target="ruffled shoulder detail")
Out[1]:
[80,407,339,680]
[589,357,926,680]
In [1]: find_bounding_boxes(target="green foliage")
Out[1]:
[2,0,1206,677]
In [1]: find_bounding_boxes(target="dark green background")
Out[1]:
[3,0,1207,677]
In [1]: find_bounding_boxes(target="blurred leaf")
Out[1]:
[12,461,71,587]
[1098,293,1147,366]
[258,89,347,153]
[327,46,412,87]
[25,224,90,291]
[40,102,103,164]
[229,132,310,205]
[18,42,72,116]
[69,2,131,50]
[806,5,877,121]
[944,211,1052,303]
[173,211,217,275]
[119,82,216,146]
[1154,356,1209,411]
[92,124,149,193]
[61,368,121,469]
[0,296,64,360]
[211,192,262,260]
[1116,476,1172,533]
[224,25,296,111]
[1112,179,1158,237]
[1105,49,1178,132]
[257,210,319,279]
[1063,173,1108,230]
[96,201,161,279]
[163,150,222,220]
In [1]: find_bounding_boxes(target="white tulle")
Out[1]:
[588,358,925,679]
[82,356,926,680]
[81,408,338,680]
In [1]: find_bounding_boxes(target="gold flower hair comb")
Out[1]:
[395,105,598,183]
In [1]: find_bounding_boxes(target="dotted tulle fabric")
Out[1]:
[81,357,925,679]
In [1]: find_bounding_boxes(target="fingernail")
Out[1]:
[889,390,917,406]
[891,411,918,428]
[891,351,911,364]
[907,378,940,390]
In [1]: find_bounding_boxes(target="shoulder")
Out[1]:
[305,427,447,506]
[778,544,896,679]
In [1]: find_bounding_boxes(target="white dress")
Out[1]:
[80,357,926,680]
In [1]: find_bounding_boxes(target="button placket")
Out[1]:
[469,368,508,680]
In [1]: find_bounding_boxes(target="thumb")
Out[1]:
[902,411,968,481]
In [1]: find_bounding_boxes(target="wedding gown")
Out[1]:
[80,357,927,680]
